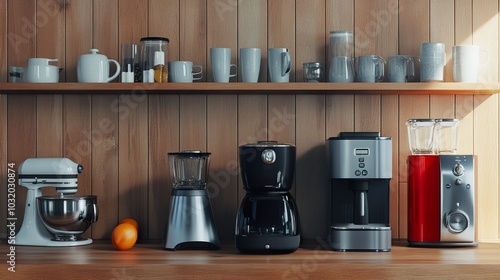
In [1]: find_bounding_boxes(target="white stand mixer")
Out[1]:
[16,158,93,246]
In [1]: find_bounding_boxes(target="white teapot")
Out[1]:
[77,49,120,83]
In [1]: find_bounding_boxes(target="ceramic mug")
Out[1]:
[388,55,416,82]
[240,48,261,82]
[169,61,203,83]
[210,48,237,82]
[356,55,385,82]
[78,49,120,83]
[268,48,291,82]
[25,58,60,83]
[452,45,489,82]
[420,43,446,82]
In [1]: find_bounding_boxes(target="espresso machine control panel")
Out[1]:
[440,155,476,243]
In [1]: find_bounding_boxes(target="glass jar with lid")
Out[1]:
[140,37,169,83]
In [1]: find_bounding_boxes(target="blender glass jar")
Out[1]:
[140,37,169,83]
[168,151,210,189]
[435,119,459,154]
[406,119,436,154]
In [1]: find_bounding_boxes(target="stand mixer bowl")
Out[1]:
[37,195,98,241]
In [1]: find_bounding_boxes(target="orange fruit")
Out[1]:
[119,218,139,232]
[112,223,138,251]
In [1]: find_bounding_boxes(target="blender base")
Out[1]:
[235,234,300,254]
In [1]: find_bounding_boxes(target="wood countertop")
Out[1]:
[2,240,500,279]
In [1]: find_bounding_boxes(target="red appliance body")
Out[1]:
[408,155,477,246]
[408,155,441,243]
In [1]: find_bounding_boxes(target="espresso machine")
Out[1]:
[235,141,300,253]
[164,151,220,250]
[407,119,477,246]
[16,158,98,246]
[328,132,392,252]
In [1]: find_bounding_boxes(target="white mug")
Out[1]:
[452,45,489,82]
[268,48,291,82]
[388,55,416,82]
[356,55,385,82]
[169,61,203,83]
[329,56,354,83]
[210,48,237,82]
[240,48,261,82]
[77,49,120,83]
[25,58,60,83]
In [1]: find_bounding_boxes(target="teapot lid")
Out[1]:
[89,49,100,54]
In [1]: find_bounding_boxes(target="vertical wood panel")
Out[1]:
[65,0,92,82]
[91,0,119,239]
[179,95,206,150]
[207,94,238,240]
[296,0,325,82]
[237,94,267,201]
[1,0,7,81]
[149,94,179,239]
[179,0,207,80]
[473,0,499,240]
[268,0,296,81]
[455,0,473,155]
[0,94,6,238]
[148,0,181,240]
[206,0,238,240]
[118,0,149,240]
[150,0,179,61]
[7,0,36,229]
[207,0,237,82]
[398,0,429,56]
[238,0,267,81]
[430,0,454,81]
[296,95,327,239]
[381,95,400,238]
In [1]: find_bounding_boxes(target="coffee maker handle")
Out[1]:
[350,181,369,225]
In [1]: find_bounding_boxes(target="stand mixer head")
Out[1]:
[16,158,98,246]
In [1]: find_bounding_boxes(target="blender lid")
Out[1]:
[435,118,459,126]
[406,119,435,126]
[140,36,170,43]
[240,140,295,148]
[168,150,210,157]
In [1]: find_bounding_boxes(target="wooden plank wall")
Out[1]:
[0,0,499,242]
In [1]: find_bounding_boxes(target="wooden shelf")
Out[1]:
[2,240,500,278]
[1,82,499,95]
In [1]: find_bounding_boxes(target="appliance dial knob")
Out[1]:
[445,210,469,234]
[452,163,465,176]
[261,149,276,164]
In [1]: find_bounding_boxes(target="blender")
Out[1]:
[235,141,300,254]
[407,119,477,246]
[164,151,220,250]
[16,158,98,246]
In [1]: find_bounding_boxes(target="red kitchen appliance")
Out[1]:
[407,119,477,246]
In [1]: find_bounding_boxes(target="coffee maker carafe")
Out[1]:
[328,132,392,251]
[235,141,300,253]
[164,151,220,250]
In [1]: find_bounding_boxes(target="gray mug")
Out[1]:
[388,55,416,82]
[420,43,446,82]
[210,48,237,82]
[356,55,385,82]
[268,48,291,82]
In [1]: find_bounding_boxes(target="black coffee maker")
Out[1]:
[328,132,392,252]
[235,141,300,253]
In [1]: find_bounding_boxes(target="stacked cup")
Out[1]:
[452,45,488,82]
[420,43,446,82]
[328,30,355,82]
